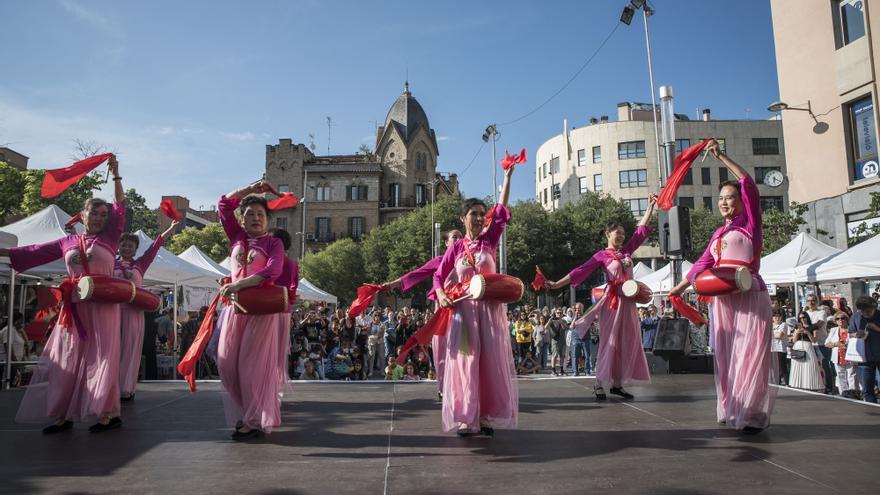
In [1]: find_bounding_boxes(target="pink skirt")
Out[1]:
[17,301,121,423]
[594,297,650,389]
[441,299,518,432]
[118,305,145,396]
[711,288,776,429]
[217,310,289,433]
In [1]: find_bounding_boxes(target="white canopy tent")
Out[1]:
[219,257,231,271]
[178,245,230,278]
[132,231,220,288]
[298,278,338,305]
[638,261,695,294]
[595,262,655,290]
[759,232,842,285]
[811,232,880,283]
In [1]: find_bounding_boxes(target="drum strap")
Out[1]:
[77,234,92,275]
[603,249,629,310]
[462,239,478,274]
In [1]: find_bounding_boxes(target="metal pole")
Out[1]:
[643,8,664,187]
[300,169,308,260]
[5,269,15,390]
[430,180,435,257]
[173,282,179,375]
[491,130,498,204]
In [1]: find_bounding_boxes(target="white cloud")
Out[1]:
[437,135,450,141]
[57,0,121,37]
[221,131,256,142]
[0,99,259,209]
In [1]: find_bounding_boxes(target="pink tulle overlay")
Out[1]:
[593,296,651,389]
[711,288,777,429]
[118,306,144,396]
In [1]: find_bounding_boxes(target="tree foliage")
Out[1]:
[848,191,880,246]
[685,206,722,260]
[166,223,230,262]
[0,161,26,223]
[301,238,365,304]
[762,202,808,253]
[124,188,158,237]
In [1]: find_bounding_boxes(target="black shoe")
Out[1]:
[456,426,477,437]
[479,426,495,437]
[437,392,443,401]
[231,428,264,441]
[121,393,135,403]
[89,417,122,433]
[742,426,764,435]
[42,421,73,435]
[609,387,634,400]
[594,387,607,401]
[234,420,244,430]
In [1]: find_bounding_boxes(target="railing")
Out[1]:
[305,232,366,243]
[379,196,427,209]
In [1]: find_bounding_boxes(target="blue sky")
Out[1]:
[0,0,780,210]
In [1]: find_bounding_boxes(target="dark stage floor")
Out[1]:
[1,375,878,494]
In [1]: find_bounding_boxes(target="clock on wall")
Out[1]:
[764,170,784,187]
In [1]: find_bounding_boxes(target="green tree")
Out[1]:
[124,188,158,237]
[301,238,365,304]
[0,161,26,223]
[848,191,880,245]
[762,202,808,253]
[685,207,722,260]
[166,223,230,262]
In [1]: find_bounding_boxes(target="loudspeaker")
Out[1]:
[652,318,691,358]
[668,354,714,374]
[659,206,691,255]
[645,352,670,375]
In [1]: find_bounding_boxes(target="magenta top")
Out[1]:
[433,203,510,291]
[114,236,163,284]
[686,174,765,289]
[402,256,441,292]
[218,195,284,284]
[9,199,126,275]
[566,225,652,287]
[276,256,300,295]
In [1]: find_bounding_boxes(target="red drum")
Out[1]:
[621,280,653,304]
[131,288,161,312]
[233,285,290,314]
[77,275,136,304]
[693,266,753,296]
[467,273,524,304]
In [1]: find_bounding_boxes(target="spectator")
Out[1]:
[569,303,591,376]
[826,311,861,399]
[349,360,367,381]
[154,310,173,354]
[548,308,567,376]
[805,295,833,393]
[850,295,880,403]
[427,368,437,381]
[789,311,822,391]
[641,305,659,351]
[366,313,386,376]
[533,314,549,369]
[771,311,791,386]
[0,311,28,363]
[292,349,309,379]
[838,297,853,318]
[300,360,322,381]
[403,362,421,381]
[514,311,534,361]
[384,356,404,380]
[516,349,541,375]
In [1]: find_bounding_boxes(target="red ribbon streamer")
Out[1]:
[657,139,714,211]
[396,283,467,364]
[500,148,527,170]
[41,153,114,199]
[531,266,547,292]
[178,277,230,392]
[268,192,300,211]
[669,295,707,327]
[160,199,184,221]
[347,284,385,317]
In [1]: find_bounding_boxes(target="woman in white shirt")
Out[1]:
[771,311,790,386]
[788,312,822,391]
[824,311,861,398]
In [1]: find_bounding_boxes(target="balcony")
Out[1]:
[306,231,365,243]
[379,196,428,210]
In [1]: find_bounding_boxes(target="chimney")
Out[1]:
[600,115,609,123]
[702,108,711,121]
[589,117,598,125]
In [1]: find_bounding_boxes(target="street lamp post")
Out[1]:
[300,169,308,260]
[621,0,664,187]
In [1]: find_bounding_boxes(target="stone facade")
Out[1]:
[0,147,28,170]
[156,195,219,234]
[266,83,456,259]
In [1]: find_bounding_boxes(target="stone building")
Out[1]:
[156,195,220,234]
[265,83,458,259]
[0,147,29,170]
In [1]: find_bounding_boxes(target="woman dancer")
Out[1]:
[545,193,657,401]
[383,229,462,396]
[433,164,518,437]
[269,228,299,386]
[0,157,126,433]
[217,180,288,440]
[116,221,179,401]
[669,139,775,434]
